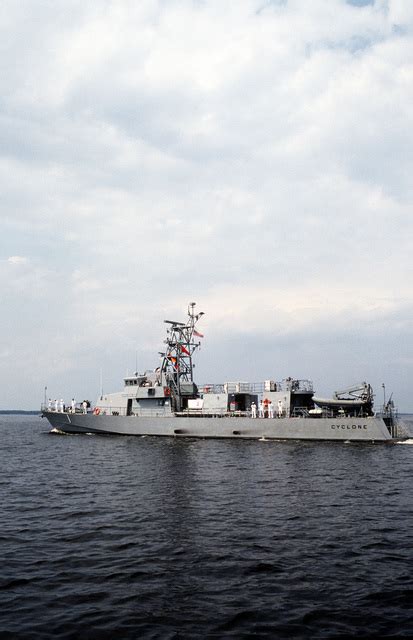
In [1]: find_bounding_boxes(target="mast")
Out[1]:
[161,302,204,412]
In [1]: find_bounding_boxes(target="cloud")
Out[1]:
[7,256,28,265]
[0,0,412,409]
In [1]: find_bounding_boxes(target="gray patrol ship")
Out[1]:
[42,303,407,442]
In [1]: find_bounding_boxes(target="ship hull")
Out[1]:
[42,411,401,442]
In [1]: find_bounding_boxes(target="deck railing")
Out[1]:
[199,379,313,394]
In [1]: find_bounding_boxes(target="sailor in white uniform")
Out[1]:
[268,400,274,418]
[259,400,264,418]
[251,402,257,418]
[278,399,284,418]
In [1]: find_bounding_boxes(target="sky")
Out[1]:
[1,0,412,410]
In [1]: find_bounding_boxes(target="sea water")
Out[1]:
[1,415,412,639]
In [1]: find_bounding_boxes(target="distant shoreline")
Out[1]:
[0,410,39,415]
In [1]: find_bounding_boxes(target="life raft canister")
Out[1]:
[93,407,100,415]
[164,387,171,396]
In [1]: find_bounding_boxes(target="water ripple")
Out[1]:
[1,416,412,638]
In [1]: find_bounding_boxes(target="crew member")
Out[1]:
[278,399,284,418]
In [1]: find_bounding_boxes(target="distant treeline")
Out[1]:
[0,410,39,415]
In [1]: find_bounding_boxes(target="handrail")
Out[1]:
[199,379,313,394]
